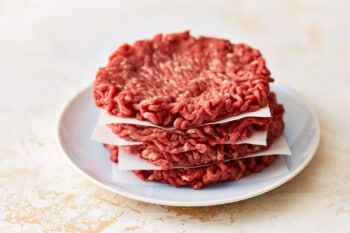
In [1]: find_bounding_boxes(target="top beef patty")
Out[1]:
[93,31,273,129]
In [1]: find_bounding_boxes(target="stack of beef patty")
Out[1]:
[93,31,285,189]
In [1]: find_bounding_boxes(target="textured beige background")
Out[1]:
[0,0,349,232]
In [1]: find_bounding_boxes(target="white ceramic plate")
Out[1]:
[57,82,320,206]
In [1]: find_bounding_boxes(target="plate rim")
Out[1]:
[56,82,320,207]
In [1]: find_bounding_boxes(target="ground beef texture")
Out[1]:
[93,31,273,129]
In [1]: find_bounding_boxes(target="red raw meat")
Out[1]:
[94,31,272,129]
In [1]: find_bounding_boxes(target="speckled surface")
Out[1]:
[1,0,350,232]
